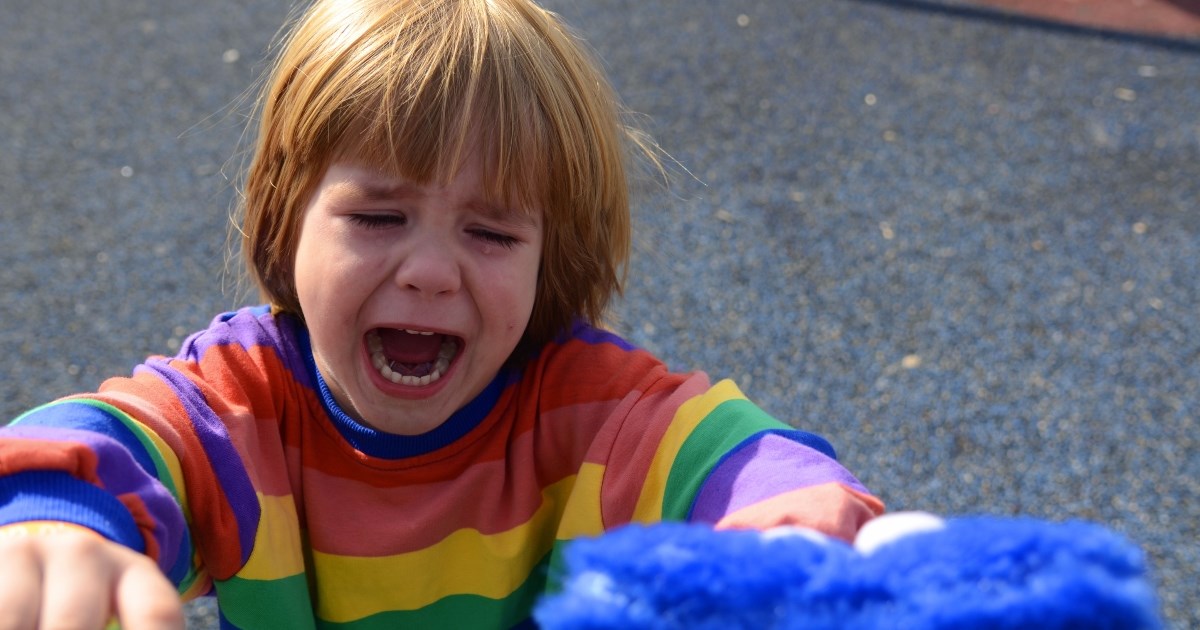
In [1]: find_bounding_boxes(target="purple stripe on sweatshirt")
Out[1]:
[1,425,186,568]
[135,361,260,565]
[564,321,638,351]
[179,308,314,391]
[689,432,870,523]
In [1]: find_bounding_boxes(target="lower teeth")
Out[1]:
[367,333,457,386]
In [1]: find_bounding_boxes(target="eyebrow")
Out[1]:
[351,179,421,202]
[466,198,540,228]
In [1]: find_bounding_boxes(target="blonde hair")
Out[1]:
[240,0,653,351]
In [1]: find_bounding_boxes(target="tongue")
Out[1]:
[376,329,444,364]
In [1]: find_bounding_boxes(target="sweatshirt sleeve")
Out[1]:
[546,323,884,541]
[624,377,884,542]
[0,307,304,595]
[0,399,196,589]
[689,429,885,542]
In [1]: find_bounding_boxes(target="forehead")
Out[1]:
[331,103,549,203]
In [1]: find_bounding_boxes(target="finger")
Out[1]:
[112,553,184,630]
[39,532,117,630]
[0,539,43,629]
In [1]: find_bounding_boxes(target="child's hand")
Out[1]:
[0,522,184,630]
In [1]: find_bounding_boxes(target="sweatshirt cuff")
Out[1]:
[0,470,145,553]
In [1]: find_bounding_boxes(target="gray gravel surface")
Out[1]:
[2,0,1196,627]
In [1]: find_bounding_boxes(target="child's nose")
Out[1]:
[394,239,462,297]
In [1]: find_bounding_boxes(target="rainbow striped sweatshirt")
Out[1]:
[0,306,883,628]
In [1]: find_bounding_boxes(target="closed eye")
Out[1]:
[468,228,519,250]
[348,214,405,230]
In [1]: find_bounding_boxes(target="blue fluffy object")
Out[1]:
[535,516,1161,629]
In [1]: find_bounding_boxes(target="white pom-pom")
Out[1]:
[760,525,836,546]
[854,511,945,555]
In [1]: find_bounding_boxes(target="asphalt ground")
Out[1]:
[2,1,1197,627]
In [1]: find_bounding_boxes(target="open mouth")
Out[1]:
[366,328,459,386]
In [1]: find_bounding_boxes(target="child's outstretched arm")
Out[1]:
[539,324,884,541]
[0,522,183,629]
[0,309,317,628]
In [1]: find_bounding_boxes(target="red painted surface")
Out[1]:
[969,0,1200,38]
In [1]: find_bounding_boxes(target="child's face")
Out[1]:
[293,147,543,435]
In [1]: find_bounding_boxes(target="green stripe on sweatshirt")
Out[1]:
[661,398,788,520]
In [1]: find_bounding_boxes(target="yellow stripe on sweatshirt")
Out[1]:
[629,379,748,523]
[554,461,606,538]
[310,475,577,622]
[237,493,306,581]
